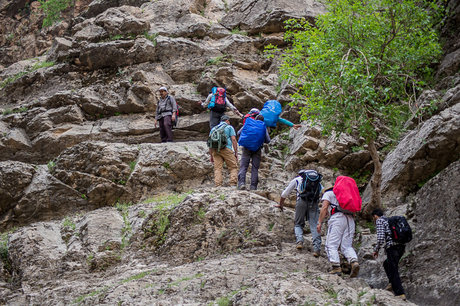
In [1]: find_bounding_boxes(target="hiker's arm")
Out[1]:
[209,148,214,163]
[265,129,271,143]
[225,98,243,117]
[275,179,296,211]
[275,197,286,211]
[231,135,238,159]
[317,200,330,233]
[373,218,385,257]
[170,96,178,121]
[200,94,211,107]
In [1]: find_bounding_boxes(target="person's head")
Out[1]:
[371,208,384,222]
[159,86,168,98]
[255,114,264,121]
[249,108,259,114]
[221,114,230,123]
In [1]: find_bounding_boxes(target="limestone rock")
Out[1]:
[405,161,460,306]
[221,0,326,34]
[362,102,460,207]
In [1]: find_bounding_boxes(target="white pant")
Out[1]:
[325,213,358,265]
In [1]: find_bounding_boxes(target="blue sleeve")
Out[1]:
[227,126,236,138]
[278,117,294,127]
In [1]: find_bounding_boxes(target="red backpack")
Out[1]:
[333,176,362,214]
[242,110,259,125]
[209,87,227,113]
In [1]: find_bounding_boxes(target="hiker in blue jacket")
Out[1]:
[236,114,270,190]
[199,86,243,129]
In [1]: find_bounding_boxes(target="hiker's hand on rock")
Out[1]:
[292,124,301,130]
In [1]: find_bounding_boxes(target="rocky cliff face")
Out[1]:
[0,0,459,305]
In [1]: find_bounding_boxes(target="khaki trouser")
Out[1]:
[211,147,238,187]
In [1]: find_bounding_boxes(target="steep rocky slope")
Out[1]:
[0,0,459,305]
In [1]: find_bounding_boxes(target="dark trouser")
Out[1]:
[210,111,225,129]
[159,115,173,142]
[294,198,321,251]
[384,244,406,296]
[238,147,262,190]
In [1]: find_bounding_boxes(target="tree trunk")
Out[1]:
[366,138,382,214]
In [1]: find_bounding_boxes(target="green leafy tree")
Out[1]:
[38,0,74,28]
[266,0,442,212]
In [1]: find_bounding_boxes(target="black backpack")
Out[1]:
[298,170,322,203]
[388,216,413,244]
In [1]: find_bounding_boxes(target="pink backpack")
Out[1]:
[333,176,362,214]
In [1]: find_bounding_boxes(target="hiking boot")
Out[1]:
[350,261,360,278]
[296,241,303,250]
[396,294,406,301]
[329,266,342,276]
[385,283,393,292]
[313,249,320,257]
[237,185,246,190]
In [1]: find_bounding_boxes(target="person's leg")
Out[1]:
[209,111,222,129]
[340,215,358,262]
[163,115,174,142]
[384,245,406,296]
[159,117,167,142]
[249,149,262,190]
[294,198,308,246]
[325,215,342,265]
[221,148,238,186]
[238,148,250,188]
[307,202,321,253]
[212,150,224,187]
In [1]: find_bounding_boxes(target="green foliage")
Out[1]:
[231,27,248,36]
[364,221,376,234]
[38,0,74,28]
[0,61,55,89]
[2,106,28,115]
[47,160,56,173]
[115,202,133,249]
[206,55,227,66]
[0,231,12,271]
[326,288,338,299]
[62,217,76,231]
[144,32,158,46]
[196,207,206,222]
[129,160,137,173]
[268,0,442,142]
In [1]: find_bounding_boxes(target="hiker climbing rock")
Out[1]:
[237,114,270,190]
[155,86,177,142]
[276,170,323,256]
[200,86,243,129]
[260,100,301,130]
[317,176,361,277]
[207,115,238,187]
[372,208,410,301]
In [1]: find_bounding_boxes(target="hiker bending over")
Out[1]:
[372,209,407,301]
[237,114,270,190]
[276,170,322,257]
[260,100,301,131]
[200,86,243,129]
[317,183,359,277]
[207,115,238,187]
[155,86,177,142]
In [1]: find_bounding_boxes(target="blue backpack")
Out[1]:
[238,118,266,152]
[260,100,282,127]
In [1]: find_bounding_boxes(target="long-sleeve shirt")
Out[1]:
[281,175,323,200]
[278,117,294,127]
[374,216,395,253]
[156,95,177,120]
[201,93,237,111]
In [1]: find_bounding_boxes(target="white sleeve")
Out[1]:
[281,178,298,198]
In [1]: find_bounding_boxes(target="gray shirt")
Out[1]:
[156,95,178,120]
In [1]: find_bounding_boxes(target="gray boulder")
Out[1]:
[362,102,460,207]
[221,0,325,34]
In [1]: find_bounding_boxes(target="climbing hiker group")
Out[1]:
[154,85,411,299]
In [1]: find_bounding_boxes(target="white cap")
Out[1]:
[159,86,168,92]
